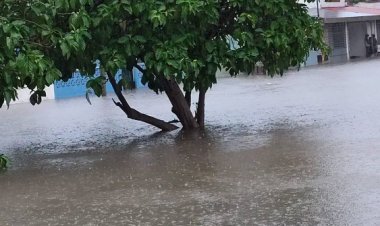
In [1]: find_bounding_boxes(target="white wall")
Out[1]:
[367,21,377,37]
[299,0,346,8]
[320,0,346,8]
[12,86,55,104]
[298,0,318,8]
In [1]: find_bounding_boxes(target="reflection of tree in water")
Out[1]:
[85,129,219,192]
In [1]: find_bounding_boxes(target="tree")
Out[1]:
[0,0,326,131]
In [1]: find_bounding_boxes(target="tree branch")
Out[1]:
[108,73,178,131]
[134,63,146,75]
[167,119,180,124]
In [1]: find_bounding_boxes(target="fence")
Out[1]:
[54,68,124,99]
[325,22,348,63]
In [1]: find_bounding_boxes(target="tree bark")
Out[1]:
[108,73,178,131]
[159,77,199,129]
[185,91,191,107]
[101,83,107,96]
[196,88,206,128]
[133,64,198,130]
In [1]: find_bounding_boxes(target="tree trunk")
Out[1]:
[101,73,107,96]
[108,73,178,131]
[185,91,191,107]
[159,77,199,129]
[197,88,206,128]
[101,83,107,96]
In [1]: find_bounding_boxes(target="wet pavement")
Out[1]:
[1,60,380,225]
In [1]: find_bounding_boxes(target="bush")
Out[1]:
[0,154,9,170]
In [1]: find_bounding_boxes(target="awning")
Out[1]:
[309,6,380,23]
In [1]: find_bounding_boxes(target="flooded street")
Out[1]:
[1,60,380,225]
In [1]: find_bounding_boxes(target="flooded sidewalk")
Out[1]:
[1,60,380,225]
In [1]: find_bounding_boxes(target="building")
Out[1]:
[12,67,139,104]
[303,0,380,66]
[12,86,55,104]
[300,0,346,9]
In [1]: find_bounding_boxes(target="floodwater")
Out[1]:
[1,60,380,225]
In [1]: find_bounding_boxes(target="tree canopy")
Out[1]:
[0,0,326,130]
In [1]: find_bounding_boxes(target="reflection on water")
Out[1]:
[1,61,380,225]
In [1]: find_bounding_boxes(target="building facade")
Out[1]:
[299,0,346,9]
[304,1,380,66]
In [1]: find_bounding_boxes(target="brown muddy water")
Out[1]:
[1,60,380,225]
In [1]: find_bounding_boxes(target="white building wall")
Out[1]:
[299,1,318,8]
[320,0,346,8]
[298,0,346,8]
[12,86,55,104]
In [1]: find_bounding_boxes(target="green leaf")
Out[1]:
[36,93,42,105]
[86,79,94,89]
[167,60,180,69]
[4,73,12,85]
[30,93,37,106]
[70,0,77,9]
[92,83,103,97]
[205,42,214,53]
[37,77,45,90]
[4,90,12,108]
[6,37,12,49]
[60,41,70,58]
[117,78,127,90]
[0,154,8,169]
[134,35,146,43]
[0,95,4,108]
[85,89,92,105]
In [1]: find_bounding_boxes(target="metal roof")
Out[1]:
[309,6,380,23]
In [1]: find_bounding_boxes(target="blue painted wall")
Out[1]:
[54,72,91,99]
[54,63,146,99]
[132,63,147,89]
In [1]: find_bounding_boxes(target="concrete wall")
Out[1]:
[305,50,322,66]
[12,86,55,104]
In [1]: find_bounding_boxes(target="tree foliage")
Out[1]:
[0,0,326,129]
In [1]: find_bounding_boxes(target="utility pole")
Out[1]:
[317,0,320,18]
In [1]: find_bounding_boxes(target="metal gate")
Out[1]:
[325,23,348,63]
[347,21,368,59]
